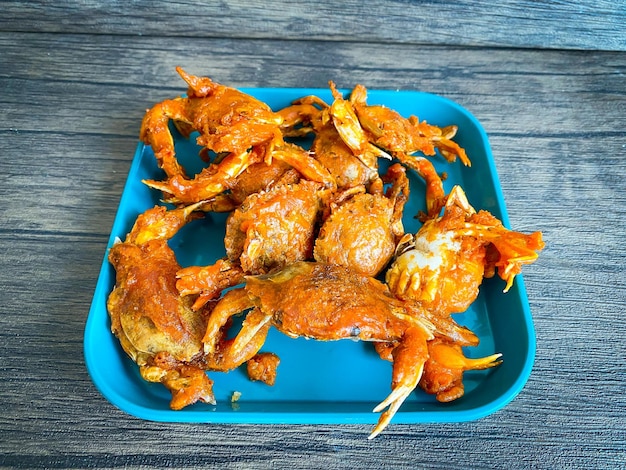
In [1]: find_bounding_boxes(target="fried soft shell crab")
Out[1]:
[106,68,544,438]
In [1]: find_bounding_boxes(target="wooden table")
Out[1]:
[1,1,625,468]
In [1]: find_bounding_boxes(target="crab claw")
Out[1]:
[420,339,502,403]
[328,82,391,171]
[126,200,206,245]
[369,325,430,439]
[429,341,502,371]
[176,66,219,97]
[143,149,258,205]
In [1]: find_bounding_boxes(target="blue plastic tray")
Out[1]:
[84,88,535,426]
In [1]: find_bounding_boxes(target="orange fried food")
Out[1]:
[313,163,408,277]
[386,185,545,316]
[107,203,215,409]
[201,261,471,439]
[276,83,452,217]
[312,117,381,190]
[348,83,470,166]
[147,142,333,206]
[144,147,264,205]
[143,356,215,411]
[176,180,330,308]
[140,67,283,179]
[225,180,328,274]
[277,94,382,190]
[246,352,281,386]
[140,68,334,205]
[108,74,547,439]
[228,159,300,206]
[327,82,391,171]
[419,338,502,402]
[176,258,246,310]
[325,83,447,216]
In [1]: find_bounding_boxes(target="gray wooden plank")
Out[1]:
[1,32,625,469]
[1,0,625,51]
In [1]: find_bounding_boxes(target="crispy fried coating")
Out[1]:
[225,180,328,274]
[246,352,281,386]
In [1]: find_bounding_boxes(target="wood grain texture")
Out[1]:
[1,0,625,51]
[1,25,625,470]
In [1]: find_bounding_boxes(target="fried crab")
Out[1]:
[382,185,543,401]
[139,67,333,205]
[386,185,545,316]
[201,261,440,438]
[107,202,215,410]
[176,179,331,309]
[313,163,409,277]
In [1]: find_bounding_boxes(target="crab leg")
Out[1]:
[431,130,471,167]
[270,142,335,187]
[207,317,272,372]
[382,162,410,237]
[142,149,258,205]
[328,83,392,170]
[144,142,335,205]
[276,102,326,137]
[444,185,544,292]
[201,288,273,371]
[393,152,445,219]
[369,325,430,439]
[139,98,190,179]
[175,66,220,97]
[125,200,205,245]
[455,223,544,292]
[177,258,245,310]
[202,288,253,355]
[429,341,502,371]
[420,339,502,403]
[229,308,273,359]
[152,365,217,409]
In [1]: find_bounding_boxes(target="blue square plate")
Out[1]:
[84,88,535,426]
